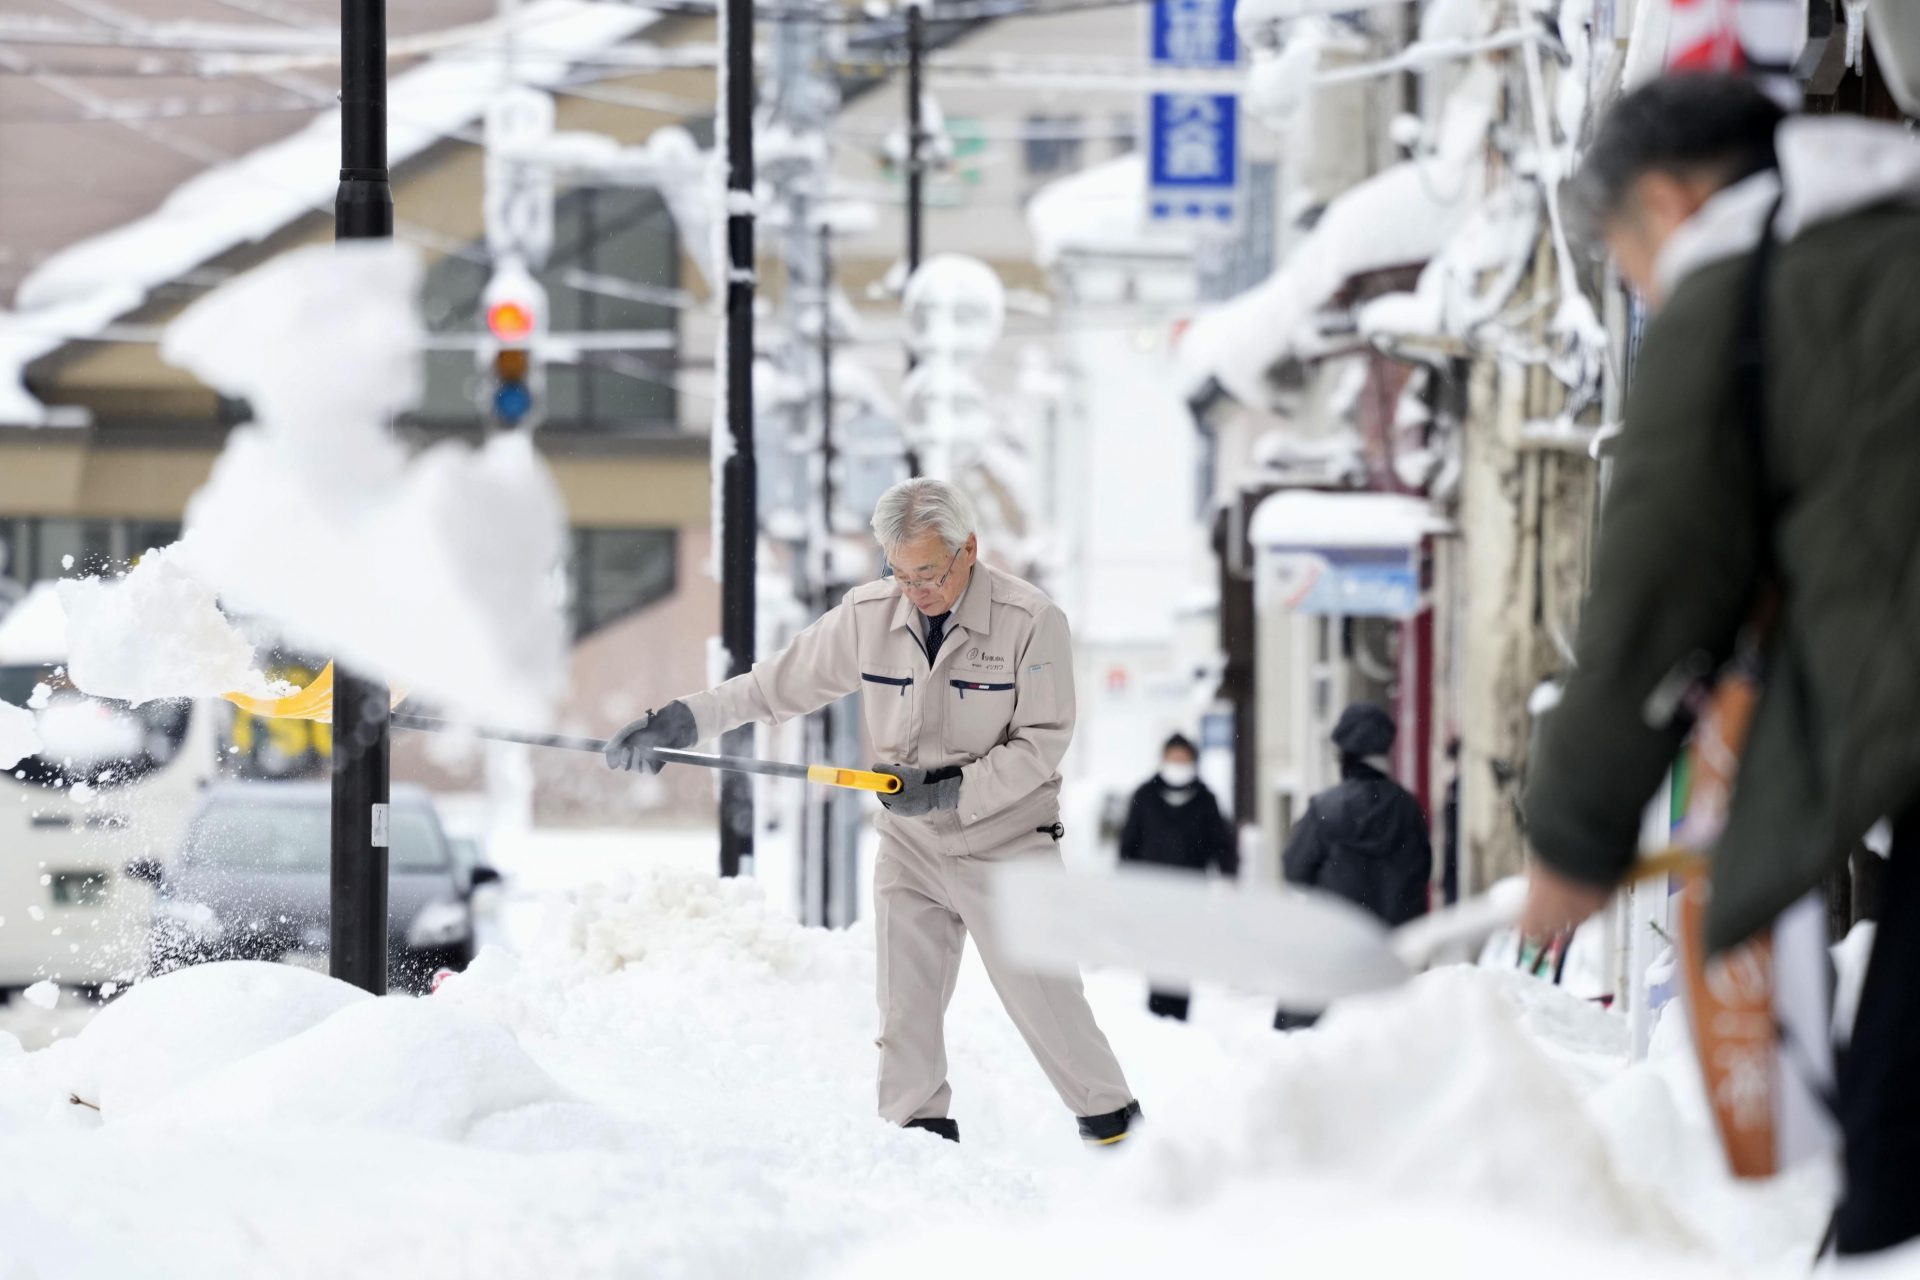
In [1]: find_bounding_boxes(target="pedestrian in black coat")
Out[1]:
[1119,733,1236,1021]
[1275,704,1431,1031]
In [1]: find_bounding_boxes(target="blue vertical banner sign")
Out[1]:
[1146,0,1241,229]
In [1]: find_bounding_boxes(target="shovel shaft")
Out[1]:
[388,713,901,793]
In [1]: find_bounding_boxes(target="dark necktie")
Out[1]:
[926,610,951,663]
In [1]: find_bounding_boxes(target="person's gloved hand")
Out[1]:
[873,763,962,816]
[604,701,697,774]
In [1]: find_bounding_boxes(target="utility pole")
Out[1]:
[332,0,392,994]
[903,0,926,477]
[717,0,757,879]
[766,0,855,926]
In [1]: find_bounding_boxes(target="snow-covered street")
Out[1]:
[0,832,1848,1278]
[8,0,1920,1271]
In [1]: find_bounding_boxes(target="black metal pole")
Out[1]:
[814,222,838,927]
[332,0,392,994]
[902,1,925,477]
[718,0,757,879]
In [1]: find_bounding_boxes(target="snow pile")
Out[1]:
[1116,968,1687,1244]
[545,866,869,981]
[63,961,369,1116]
[0,698,39,768]
[0,853,1844,1278]
[56,545,290,705]
[145,998,588,1142]
[162,241,570,723]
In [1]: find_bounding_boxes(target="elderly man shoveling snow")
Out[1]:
[605,478,1142,1147]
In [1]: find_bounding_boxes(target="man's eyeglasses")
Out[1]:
[889,546,962,592]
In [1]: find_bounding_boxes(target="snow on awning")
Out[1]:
[1026,155,1200,269]
[1251,490,1450,550]
[1177,64,1496,409]
[0,0,659,428]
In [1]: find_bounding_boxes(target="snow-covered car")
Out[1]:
[131,781,500,993]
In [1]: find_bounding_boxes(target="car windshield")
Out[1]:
[184,802,449,873]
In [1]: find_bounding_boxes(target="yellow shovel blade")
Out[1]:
[221,662,405,725]
[806,764,903,794]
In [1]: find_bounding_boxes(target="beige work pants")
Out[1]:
[873,820,1134,1123]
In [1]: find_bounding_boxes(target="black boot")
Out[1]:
[1076,1100,1142,1147]
[904,1116,959,1143]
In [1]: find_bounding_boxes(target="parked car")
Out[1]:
[131,781,501,993]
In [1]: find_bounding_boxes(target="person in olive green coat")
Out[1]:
[1518,76,1920,1256]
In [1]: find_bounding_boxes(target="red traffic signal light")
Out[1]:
[486,300,536,343]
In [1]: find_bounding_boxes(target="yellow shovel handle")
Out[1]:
[806,765,903,794]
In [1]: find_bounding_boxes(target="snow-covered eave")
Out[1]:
[1250,489,1452,550]
[0,0,661,428]
[1026,154,1202,271]
[1178,63,1497,409]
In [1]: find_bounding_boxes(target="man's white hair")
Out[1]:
[870,478,977,555]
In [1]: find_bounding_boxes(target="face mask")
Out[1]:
[1161,762,1197,788]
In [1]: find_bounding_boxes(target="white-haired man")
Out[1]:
[606,478,1140,1146]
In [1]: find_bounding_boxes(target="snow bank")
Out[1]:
[163,241,570,723]
[0,699,39,769]
[837,1180,1735,1280]
[0,853,1838,1277]
[146,998,582,1141]
[64,961,369,1116]
[1118,968,1687,1244]
[0,581,67,664]
[57,546,289,705]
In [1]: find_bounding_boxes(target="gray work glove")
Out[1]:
[604,701,697,774]
[873,763,962,817]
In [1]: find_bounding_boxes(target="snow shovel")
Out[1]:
[387,712,903,795]
[989,848,1700,1011]
[220,661,407,722]
[223,669,898,794]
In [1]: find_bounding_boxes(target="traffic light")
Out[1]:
[480,257,546,428]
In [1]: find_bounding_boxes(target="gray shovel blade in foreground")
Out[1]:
[988,862,1414,1009]
[989,862,1531,1011]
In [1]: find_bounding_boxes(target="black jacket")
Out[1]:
[1118,777,1237,877]
[1282,763,1430,926]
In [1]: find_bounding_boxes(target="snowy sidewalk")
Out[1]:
[0,838,1859,1279]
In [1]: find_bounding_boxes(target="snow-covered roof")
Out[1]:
[1177,64,1496,407]
[0,0,659,428]
[1177,159,1478,404]
[1025,155,1200,269]
[1251,490,1449,549]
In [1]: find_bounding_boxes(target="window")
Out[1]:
[1023,114,1085,178]
[570,528,678,637]
[412,189,681,433]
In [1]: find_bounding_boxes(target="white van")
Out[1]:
[0,585,216,996]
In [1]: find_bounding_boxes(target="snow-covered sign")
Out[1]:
[1146,0,1242,230]
[1251,491,1449,618]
